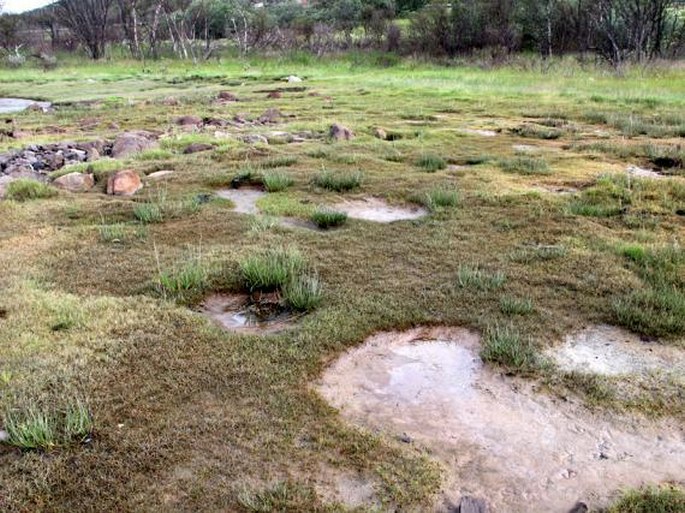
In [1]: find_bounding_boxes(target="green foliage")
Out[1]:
[481,324,538,373]
[313,170,363,192]
[2,399,93,451]
[421,186,459,211]
[239,247,305,292]
[416,153,446,172]
[5,179,57,202]
[134,190,202,224]
[509,244,567,263]
[310,207,348,228]
[498,156,550,175]
[613,287,685,338]
[156,250,211,302]
[607,486,685,513]
[283,274,323,311]
[457,265,506,290]
[500,296,534,315]
[238,481,319,513]
[262,171,294,192]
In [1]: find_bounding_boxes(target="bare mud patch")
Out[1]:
[626,165,667,180]
[333,197,427,223]
[216,188,265,214]
[317,327,685,513]
[201,293,296,334]
[461,128,498,137]
[551,325,685,377]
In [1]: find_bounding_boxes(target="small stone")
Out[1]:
[183,143,213,154]
[285,75,303,83]
[329,123,354,141]
[107,169,142,196]
[458,496,489,513]
[146,170,174,180]
[241,134,269,145]
[217,91,238,101]
[0,429,8,442]
[373,127,387,140]
[175,115,202,127]
[259,108,283,124]
[53,172,95,192]
[568,502,588,513]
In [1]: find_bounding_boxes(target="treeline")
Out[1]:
[1,0,684,66]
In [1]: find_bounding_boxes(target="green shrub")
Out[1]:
[262,171,294,192]
[498,157,550,175]
[2,399,93,450]
[239,247,305,292]
[5,179,57,202]
[310,207,348,229]
[422,187,459,211]
[283,274,323,311]
[481,324,538,373]
[457,265,506,290]
[313,170,363,192]
[416,153,446,172]
[607,486,685,513]
[500,296,534,315]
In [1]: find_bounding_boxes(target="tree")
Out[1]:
[56,0,114,59]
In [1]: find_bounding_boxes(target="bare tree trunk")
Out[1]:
[56,0,113,60]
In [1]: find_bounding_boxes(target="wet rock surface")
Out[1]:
[317,327,685,513]
[201,293,297,334]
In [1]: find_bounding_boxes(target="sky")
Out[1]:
[3,0,56,14]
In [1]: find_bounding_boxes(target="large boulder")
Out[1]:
[106,170,142,196]
[329,123,354,141]
[111,131,157,159]
[53,172,95,192]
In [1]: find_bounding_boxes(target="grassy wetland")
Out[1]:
[0,55,684,511]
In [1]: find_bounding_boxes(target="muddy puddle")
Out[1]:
[626,165,666,180]
[317,327,685,513]
[201,293,296,334]
[0,98,51,114]
[551,325,685,377]
[333,197,427,223]
[216,188,265,214]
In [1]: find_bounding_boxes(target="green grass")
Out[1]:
[481,324,538,374]
[499,296,534,315]
[310,207,348,229]
[613,287,685,338]
[262,171,294,192]
[156,250,211,302]
[239,247,305,292]
[511,124,562,140]
[416,153,447,172]
[262,156,298,168]
[2,399,92,450]
[498,156,550,175]
[420,187,460,211]
[5,179,57,202]
[283,274,323,311]
[313,170,363,192]
[607,486,685,513]
[134,191,202,224]
[457,265,506,291]
[509,244,567,263]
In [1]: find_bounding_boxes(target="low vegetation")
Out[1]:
[313,170,363,192]
[457,265,506,291]
[310,207,348,229]
[481,324,539,374]
[4,179,57,202]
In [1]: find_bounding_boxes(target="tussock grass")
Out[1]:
[607,485,685,513]
[613,287,685,338]
[239,247,305,292]
[238,482,319,512]
[457,265,506,290]
[310,207,347,229]
[509,244,567,263]
[2,399,92,450]
[313,170,363,192]
[511,124,562,140]
[134,190,201,224]
[500,296,534,315]
[155,247,212,302]
[481,324,538,374]
[283,274,322,311]
[5,179,56,201]
[498,156,550,175]
[249,215,280,234]
[263,156,298,168]
[419,187,460,211]
[262,171,294,192]
[416,153,447,172]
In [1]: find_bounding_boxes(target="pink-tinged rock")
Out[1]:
[107,170,142,196]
